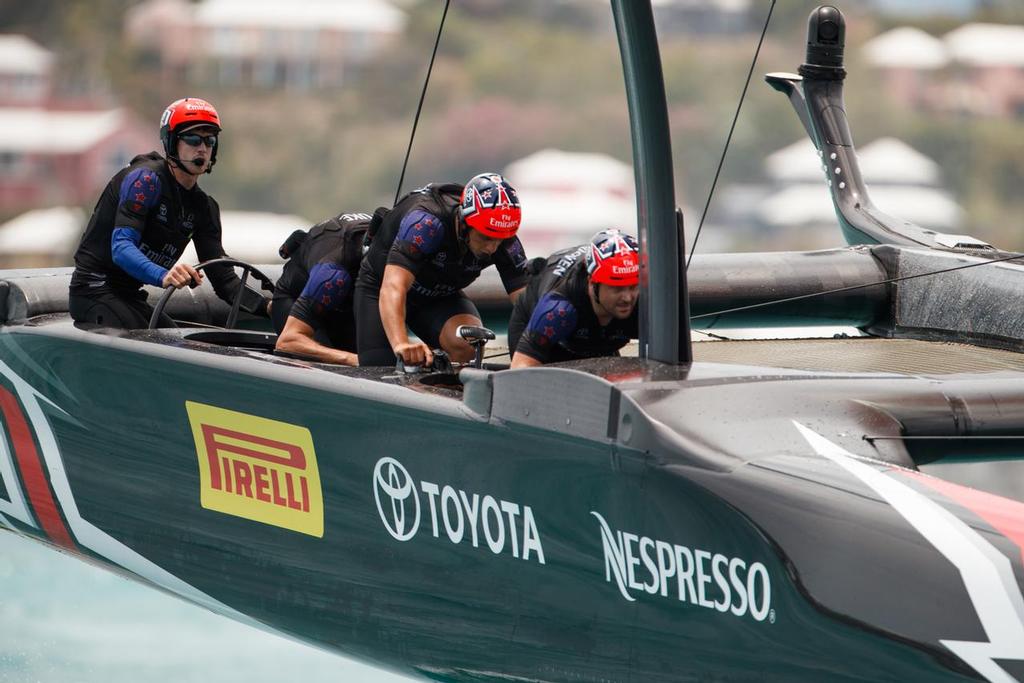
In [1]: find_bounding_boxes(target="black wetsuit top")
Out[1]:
[271,213,368,350]
[354,183,530,364]
[509,245,638,364]
[70,152,243,303]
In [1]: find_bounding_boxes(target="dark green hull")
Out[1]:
[4,3,1024,681]
[0,323,1003,681]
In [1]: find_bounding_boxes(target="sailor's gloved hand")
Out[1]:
[394,341,433,368]
[162,262,202,289]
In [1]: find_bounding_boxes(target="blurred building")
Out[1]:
[756,137,963,243]
[503,149,637,258]
[651,0,755,35]
[944,23,1024,118]
[863,22,1024,118]
[125,0,406,90]
[0,107,153,213]
[180,210,312,264]
[0,207,310,269]
[0,34,154,213]
[0,206,84,268]
[869,0,979,17]
[862,27,949,111]
[0,35,53,107]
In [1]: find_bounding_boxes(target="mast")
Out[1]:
[611,1,692,364]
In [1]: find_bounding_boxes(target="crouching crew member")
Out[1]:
[355,173,530,366]
[508,229,640,368]
[69,97,267,328]
[271,212,371,366]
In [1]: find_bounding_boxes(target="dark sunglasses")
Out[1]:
[179,133,218,148]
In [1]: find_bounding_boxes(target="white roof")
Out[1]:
[0,207,84,253]
[516,189,636,231]
[944,23,1024,67]
[862,27,949,69]
[181,210,311,264]
[873,0,975,18]
[195,0,405,33]
[0,35,53,75]
[758,183,962,231]
[505,148,634,194]
[515,187,637,256]
[857,137,941,185]
[0,108,123,154]
[765,137,940,186]
[503,149,637,256]
[764,139,822,183]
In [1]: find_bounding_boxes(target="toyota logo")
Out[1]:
[373,457,420,541]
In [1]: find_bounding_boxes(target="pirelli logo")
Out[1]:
[186,401,323,537]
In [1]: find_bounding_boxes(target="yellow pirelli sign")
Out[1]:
[186,401,323,537]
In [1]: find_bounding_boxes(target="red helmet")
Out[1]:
[159,98,221,169]
[586,229,640,287]
[460,173,522,239]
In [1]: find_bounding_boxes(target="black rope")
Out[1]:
[687,0,776,270]
[865,435,1024,442]
[692,250,1024,321]
[696,329,734,341]
[393,0,451,207]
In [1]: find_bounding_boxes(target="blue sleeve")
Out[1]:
[394,210,445,256]
[111,227,168,287]
[517,293,578,361]
[115,167,162,229]
[299,262,353,306]
[290,263,354,327]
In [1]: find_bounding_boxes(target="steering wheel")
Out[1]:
[148,258,275,330]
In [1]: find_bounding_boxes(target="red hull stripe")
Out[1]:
[903,471,1024,567]
[0,387,75,549]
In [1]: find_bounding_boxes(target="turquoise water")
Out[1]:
[0,532,416,683]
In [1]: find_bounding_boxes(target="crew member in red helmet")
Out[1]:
[354,173,530,366]
[508,229,640,368]
[69,97,268,328]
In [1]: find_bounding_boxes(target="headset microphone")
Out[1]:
[172,157,208,176]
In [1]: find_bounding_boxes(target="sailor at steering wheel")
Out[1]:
[69,98,269,329]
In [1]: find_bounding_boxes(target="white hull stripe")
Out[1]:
[0,359,272,635]
[0,397,35,528]
[795,422,1024,683]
